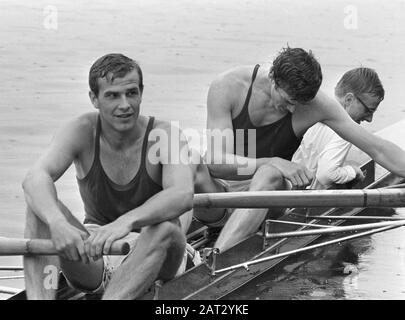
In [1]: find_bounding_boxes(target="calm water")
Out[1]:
[227,208,405,300]
[1,0,405,299]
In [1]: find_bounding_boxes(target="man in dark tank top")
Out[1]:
[22,54,194,299]
[194,47,405,253]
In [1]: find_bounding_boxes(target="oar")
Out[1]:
[0,285,20,295]
[0,266,23,271]
[265,219,405,239]
[213,224,399,275]
[194,188,405,208]
[0,275,24,280]
[382,183,405,189]
[305,215,405,221]
[0,237,130,256]
[265,219,334,228]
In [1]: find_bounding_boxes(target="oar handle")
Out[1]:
[0,237,130,256]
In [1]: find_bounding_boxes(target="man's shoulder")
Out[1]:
[210,65,257,89]
[309,90,348,119]
[152,117,170,131]
[208,65,259,111]
[58,112,97,145]
[75,112,98,127]
[152,118,186,138]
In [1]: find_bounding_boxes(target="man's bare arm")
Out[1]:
[22,116,91,262]
[206,76,312,186]
[319,92,405,178]
[206,77,271,179]
[22,117,89,225]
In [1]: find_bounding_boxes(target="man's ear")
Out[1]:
[89,91,99,109]
[344,92,355,107]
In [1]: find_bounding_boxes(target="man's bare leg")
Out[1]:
[179,209,193,235]
[214,165,286,252]
[24,201,104,299]
[193,162,228,224]
[102,219,185,300]
[24,206,60,300]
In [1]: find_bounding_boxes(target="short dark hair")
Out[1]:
[89,53,143,97]
[335,67,385,101]
[270,47,323,103]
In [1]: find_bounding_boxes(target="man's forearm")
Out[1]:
[207,154,270,180]
[118,187,193,230]
[22,171,66,226]
[374,140,405,178]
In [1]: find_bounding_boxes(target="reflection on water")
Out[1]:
[229,208,405,300]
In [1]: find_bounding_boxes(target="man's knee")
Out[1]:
[194,164,204,188]
[146,219,185,249]
[250,165,285,191]
[194,162,213,193]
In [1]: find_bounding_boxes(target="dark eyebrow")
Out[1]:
[104,90,119,95]
[103,84,139,96]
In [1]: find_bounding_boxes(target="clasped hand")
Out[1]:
[85,219,131,261]
[270,158,313,189]
[50,218,131,263]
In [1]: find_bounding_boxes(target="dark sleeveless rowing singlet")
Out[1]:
[232,64,302,160]
[77,116,163,228]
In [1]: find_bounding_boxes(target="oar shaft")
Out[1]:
[214,225,398,275]
[308,215,405,221]
[265,219,334,228]
[194,188,405,208]
[0,266,23,271]
[0,238,130,256]
[266,219,405,239]
[0,275,24,280]
[0,286,20,295]
[382,183,405,189]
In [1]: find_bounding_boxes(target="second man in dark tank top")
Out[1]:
[194,47,405,253]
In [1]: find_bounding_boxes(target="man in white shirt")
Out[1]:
[292,67,384,189]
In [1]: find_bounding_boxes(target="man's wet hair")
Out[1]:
[270,47,323,103]
[335,67,385,101]
[89,53,143,97]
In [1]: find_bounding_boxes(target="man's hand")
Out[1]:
[85,219,132,261]
[268,158,313,189]
[353,166,366,182]
[49,218,89,263]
